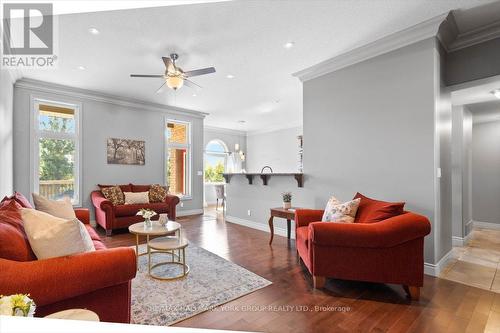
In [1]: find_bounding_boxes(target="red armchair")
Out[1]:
[295,208,431,300]
[91,183,180,236]
[0,197,137,323]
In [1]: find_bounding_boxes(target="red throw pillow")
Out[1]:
[1,192,33,209]
[353,192,405,223]
[0,200,36,261]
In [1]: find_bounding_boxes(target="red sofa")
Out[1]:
[295,195,431,300]
[0,193,136,323]
[91,183,180,236]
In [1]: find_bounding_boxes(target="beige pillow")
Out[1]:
[321,196,361,223]
[20,208,95,260]
[32,193,76,220]
[123,191,150,205]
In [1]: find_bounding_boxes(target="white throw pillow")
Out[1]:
[123,192,150,205]
[32,193,76,220]
[20,208,95,260]
[321,196,361,223]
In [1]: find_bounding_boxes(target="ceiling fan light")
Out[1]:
[166,76,184,90]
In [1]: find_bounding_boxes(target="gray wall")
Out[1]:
[13,79,205,217]
[0,69,15,198]
[246,126,302,173]
[446,37,500,86]
[303,38,445,264]
[463,108,473,235]
[472,119,500,225]
[203,126,246,205]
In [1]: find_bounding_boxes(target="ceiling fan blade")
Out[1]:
[162,57,175,72]
[155,81,167,94]
[130,74,163,78]
[184,79,202,89]
[184,67,216,77]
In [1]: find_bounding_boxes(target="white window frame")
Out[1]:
[204,139,228,185]
[30,96,82,206]
[165,118,192,200]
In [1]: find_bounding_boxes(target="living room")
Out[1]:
[1,1,500,332]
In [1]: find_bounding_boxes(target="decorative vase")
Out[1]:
[144,217,153,229]
[283,202,291,209]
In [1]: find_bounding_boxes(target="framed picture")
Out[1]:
[107,138,145,165]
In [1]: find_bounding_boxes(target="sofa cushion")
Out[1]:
[2,192,33,209]
[83,224,107,250]
[98,183,132,193]
[296,226,309,249]
[0,201,36,261]
[149,184,168,203]
[32,193,76,220]
[21,208,95,260]
[353,192,405,223]
[101,186,125,205]
[123,191,149,205]
[131,184,151,193]
[322,196,360,223]
[114,203,169,217]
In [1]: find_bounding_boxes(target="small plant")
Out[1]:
[282,192,292,203]
[136,208,157,220]
[0,294,36,317]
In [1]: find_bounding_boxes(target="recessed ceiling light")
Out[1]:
[192,93,197,97]
[284,41,295,49]
[226,74,234,79]
[492,89,500,99]
[77,65,86,70]
[237,120,246,124]
[88,27,100,35]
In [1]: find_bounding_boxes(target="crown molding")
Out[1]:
[293,13,448,82]
[447,20,500,52]
[14,78,208,118]
[204,125,246,136]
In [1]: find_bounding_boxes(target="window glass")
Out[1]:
[204,140,227,183]
[166,122,188,144]
[167,147,188,196]
[38,104,75,134]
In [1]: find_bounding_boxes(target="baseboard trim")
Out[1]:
[226,215,295,239]
[452,236,465,247]
[177,209,204,217]
[424,249,455,277]
[473,220,500,230]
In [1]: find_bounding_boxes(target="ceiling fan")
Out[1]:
[130,53,216,92]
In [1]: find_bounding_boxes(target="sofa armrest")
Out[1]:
[165,194,180,206]
[295,209,324,228]
[74,208,89,224]
[0,247,136,306]
[91,191,114,212]
[309,212,431,248]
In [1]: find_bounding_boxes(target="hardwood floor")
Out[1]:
[98,211,500,333]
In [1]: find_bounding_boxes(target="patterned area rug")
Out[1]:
[131,243,272,326]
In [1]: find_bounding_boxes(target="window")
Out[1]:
[166,120,191,198]
[32,99,81,205]
[204,140,228,183]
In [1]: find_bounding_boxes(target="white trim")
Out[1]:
[226,215,295,239]
[448,20,500,52]
[176,209,204,217]
[15,78,208,119]
[293,13,447,82]
[204,126,246,136]
[473,220,500,230]
[424,249,455,277]
[452,235,471,247]
[449,74,500,94]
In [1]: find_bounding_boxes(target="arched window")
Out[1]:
[204,140,228,183]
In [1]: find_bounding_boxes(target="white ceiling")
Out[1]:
[20,0,495,131]
[467,100,500,124]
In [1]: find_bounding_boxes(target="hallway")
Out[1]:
[441,228,500,292]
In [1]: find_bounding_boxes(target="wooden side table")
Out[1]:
[268,207,300,244]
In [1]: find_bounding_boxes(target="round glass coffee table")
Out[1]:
[147,236,189,280]
[128,221,181,270]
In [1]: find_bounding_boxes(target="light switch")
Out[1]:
[437,168,442,178]
[197,171,203,176]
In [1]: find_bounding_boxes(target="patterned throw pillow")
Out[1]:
[101,186,125,205]
[149,184,167,203]
[321,196,361,223]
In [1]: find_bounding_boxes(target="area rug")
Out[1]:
[131,243,272,326]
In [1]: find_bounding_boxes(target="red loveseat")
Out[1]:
[91,183,180,236]
[295,194,431,300]
[0,193,136,323]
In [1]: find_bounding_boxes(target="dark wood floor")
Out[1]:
[98,210,500,333]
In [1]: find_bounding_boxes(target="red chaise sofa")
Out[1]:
[295,193,431,300]
[0,193,136,322]
[91,183,180,236]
